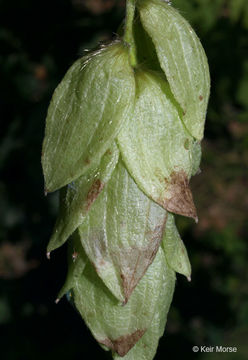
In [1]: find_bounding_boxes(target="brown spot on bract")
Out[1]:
[161,171,198,221]
[86,179,104,211]
[115,216,167,303]
[84,158,90,165]
[184,139,190,150]
[106,148,112,156]
[100,329,146,356]
[199,95,203,101]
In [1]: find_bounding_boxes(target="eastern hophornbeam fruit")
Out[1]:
[41,0,210,358]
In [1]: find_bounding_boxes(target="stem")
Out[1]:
[124,0,137,68]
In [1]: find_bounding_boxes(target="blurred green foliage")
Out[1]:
[0,0,247,359]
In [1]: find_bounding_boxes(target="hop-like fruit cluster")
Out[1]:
[42,0,210,359]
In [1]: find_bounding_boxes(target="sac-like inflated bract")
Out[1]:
[118,69,198,221]
[47,143,119,253]
[77,160,167,303]
[73,246,171,357]
[113,258,175,360]
[137,0,210,141]
[42,41,135,192]
[42,1,210,359]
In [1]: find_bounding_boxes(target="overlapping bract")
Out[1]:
[118,70,198,221]
[42,41,135,192]
[42,1,210,359]
[137,0,210,141]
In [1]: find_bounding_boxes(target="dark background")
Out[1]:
[0,0,248,359]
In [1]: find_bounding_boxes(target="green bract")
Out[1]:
[162,212,191,280]
[137,0,210,140]
[47,143,119,253]
[73,246,171,357]
[77,160,166,303]
[42,41,135,192]
[42,0,210,359]
[113,259,175,360]
[57,231,87,300]
[118,69,197,221]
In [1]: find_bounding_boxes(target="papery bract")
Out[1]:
[118,70,197,220]
[42,41,135,192]
[138,0,210,140]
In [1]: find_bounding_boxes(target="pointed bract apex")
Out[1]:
[42,41,135,192]
[137,0,210,140]
[162,212,191,279]
[119,220,167,304]
[77,161,167,303]
[100,329,146,357]
[46,144,119,255]
[162,170,198,221]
